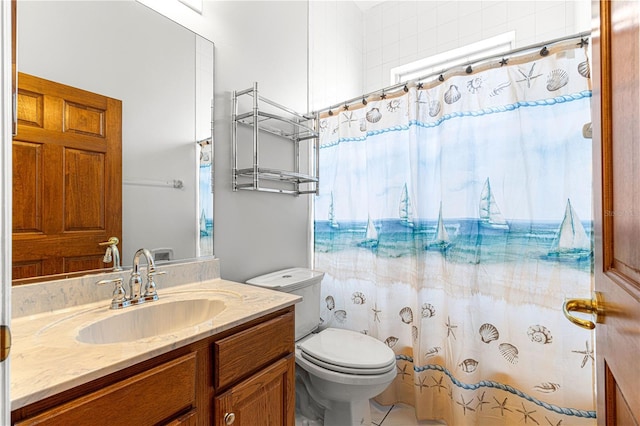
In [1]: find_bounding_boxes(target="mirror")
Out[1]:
[14,0,214,283]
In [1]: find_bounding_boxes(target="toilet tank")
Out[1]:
[246,268,324,340]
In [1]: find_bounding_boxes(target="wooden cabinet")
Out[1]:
[213,312,295,426]
[214,311,294,389]
[215,356,295,426]
[11,307,295,426]
[15,354,198,426]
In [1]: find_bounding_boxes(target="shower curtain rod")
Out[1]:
[314,30,592,115]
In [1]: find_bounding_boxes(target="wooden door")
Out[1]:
[12,73,122,281]
[214,355,295,426]
[592,0,640,424]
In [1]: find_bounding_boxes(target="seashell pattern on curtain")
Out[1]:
[314,43,595,425]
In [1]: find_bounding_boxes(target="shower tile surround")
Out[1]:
[310,0,591,110]
[369,0,592,92]
[10,257,301,410]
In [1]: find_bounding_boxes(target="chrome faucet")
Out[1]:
[129,248,165,303]
[99,237,122,271]
[96,247,165,309]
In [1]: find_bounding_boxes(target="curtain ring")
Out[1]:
[362,97,368,105]
[540,46,549,56]
[466,65,473,74]
[438,74,445,82]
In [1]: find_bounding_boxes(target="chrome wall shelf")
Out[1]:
[232,82,319,195]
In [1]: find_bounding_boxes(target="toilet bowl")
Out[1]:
[295,328,397,425]
[247,268,397,426]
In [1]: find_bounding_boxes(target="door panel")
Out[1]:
[592,0,640,424]
[12,141,42,232]
[12,73,122,281]
[64,148,105,231]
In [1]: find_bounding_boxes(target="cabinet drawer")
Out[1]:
[214,311,294,389]
[16,353,197,426]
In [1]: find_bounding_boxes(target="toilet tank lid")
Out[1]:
[246,268,325,291]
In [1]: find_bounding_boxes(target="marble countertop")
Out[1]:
[11,278,301,410]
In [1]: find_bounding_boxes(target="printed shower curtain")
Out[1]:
[314,42,595,425]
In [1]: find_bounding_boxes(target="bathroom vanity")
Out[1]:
[9,262,300,426]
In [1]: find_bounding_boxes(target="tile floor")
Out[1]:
[295,400,446,426]
[370,401,446,426]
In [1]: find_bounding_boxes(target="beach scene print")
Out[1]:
[315,44,596,425]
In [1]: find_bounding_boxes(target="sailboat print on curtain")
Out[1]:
[426,202,451,251]
[399,183,414,227]
[479,177,509,231]
[328,191,339,229]
[199,210,209,236]
[315,43,595,426]
[547,198,592,260]
[359,215,379,248]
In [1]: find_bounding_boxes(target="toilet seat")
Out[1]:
[297,328,396,375]
[300,350,395,375]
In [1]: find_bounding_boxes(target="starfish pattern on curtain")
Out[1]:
[314,43,595,426]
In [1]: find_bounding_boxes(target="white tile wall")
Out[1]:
[363,0,592,92]
[309,0,364,111]
[310,0,592,105]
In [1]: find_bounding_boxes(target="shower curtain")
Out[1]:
[314,42,595,425]
[198,141,213,256]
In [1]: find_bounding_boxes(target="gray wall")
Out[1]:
[208,1,311,282]
[140,0,314,282]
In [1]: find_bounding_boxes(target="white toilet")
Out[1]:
[247,268,397,426]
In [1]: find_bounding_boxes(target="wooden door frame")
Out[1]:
[591,0,609,419]
[1,0,14,424]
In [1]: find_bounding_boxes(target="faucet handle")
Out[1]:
[144,270,165,298]
[97,277,127,309]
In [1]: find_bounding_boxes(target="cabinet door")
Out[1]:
[164,409,198,426]
[214,355,295,426]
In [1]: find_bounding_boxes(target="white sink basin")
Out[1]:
[77,298,226,344]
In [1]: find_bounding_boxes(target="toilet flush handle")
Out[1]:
[224,412,236,425]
